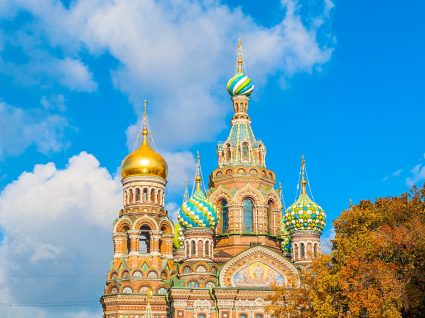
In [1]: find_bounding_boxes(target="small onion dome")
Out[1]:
[120,128,168,179]
[178,176,218,229]
[173,222,184,249]
[280,222,291,253]
[283,192,326,233]
[226,72,254,97]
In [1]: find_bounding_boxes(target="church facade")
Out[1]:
[100,41,326,318]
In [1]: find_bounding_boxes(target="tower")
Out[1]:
[283,156,326,264]
[171,154,219,317]
[208,39,283,258]
[101,101,174,318]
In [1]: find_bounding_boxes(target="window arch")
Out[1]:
[139,225,151,254]
[301,243,306,259]
[204,241,209,257]
[242,142,249,160]
[129,189,134,204]
[123,226,131,254]
[143,188,148,202]
[243,198,254,232]
[135,188,141,202]
[220,199,229,233]
[226,144,231,160]
[191,240,196,257]
[267,200,275,234]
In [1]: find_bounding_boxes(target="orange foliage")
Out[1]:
[268,185,425,318]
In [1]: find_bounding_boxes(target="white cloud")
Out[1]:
[40,94,66,112]
[406,161,425,187]
[0,152,121,317]
[163,150,197,193]
[0,102,70,159]
[165,201,180,222]
[3,0,334,148]
[54,58,97,92]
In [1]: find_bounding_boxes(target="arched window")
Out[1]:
[198,314,206,318]
[226,144,231,160]
[220,199,229,233]
[307,242,313,259]
[301,243,306,259]
[135,188,141,202]
[294,244,299,261]
[242,142,249,160]
[314,243,318,258]
[151,189,155,202]
[204,241,209,257]
[143,188,148,202]
[139,225,151,254]
[191,240,196,257]
[129,189,134,203]
[122,287,132,294]
[243,198,254,232]
[123,226,130,254]
[267,200,274,234]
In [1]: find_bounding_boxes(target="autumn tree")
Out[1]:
[268,185,425,318]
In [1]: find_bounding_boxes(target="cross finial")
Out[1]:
[301,155,307,195]
[195,151,201,191]
[142,99,148,139]
[183,179,189,202]
[236,38,244,73]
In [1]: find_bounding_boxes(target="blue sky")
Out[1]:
[0,0,424,317]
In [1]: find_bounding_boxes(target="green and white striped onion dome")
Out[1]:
[178,184,218,229]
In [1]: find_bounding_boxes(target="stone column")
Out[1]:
[151,230,161,256]
[128,230,140,255]
[113,232,127,258]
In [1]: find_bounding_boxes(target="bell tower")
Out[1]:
[283,156,326,264]
[101,101,174,318]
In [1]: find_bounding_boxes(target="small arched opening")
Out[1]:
[191,240,196,257]
[242,198,254,233]
[219,199,229,233]
[267,200,275,234]
[301,243,306,259]
[139,225,151,254]
[242,142,249,160]
[135,188,141,202]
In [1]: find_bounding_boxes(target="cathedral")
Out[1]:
[100,40,327,318]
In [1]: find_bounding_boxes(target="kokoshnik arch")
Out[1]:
[100,39,327,318]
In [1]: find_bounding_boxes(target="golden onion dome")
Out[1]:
[121,128,168,179]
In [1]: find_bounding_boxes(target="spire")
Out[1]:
[142,99,148,143]
[236,38,243,74]
[183,179,189,202]
[301,155,307,195]
[195,151,202,191]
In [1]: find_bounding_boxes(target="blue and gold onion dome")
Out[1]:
[226,72,254,97]
[178,176,219,229]
[283,188,326,233]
